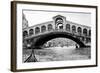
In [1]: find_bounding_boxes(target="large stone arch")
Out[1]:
[32,32,86,49]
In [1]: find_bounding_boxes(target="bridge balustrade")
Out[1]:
[23,23,91,44]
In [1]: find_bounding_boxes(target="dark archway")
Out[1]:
[48,24,52,31]
[35,27,40,34]
[23,31,28,38]
[55,18,63,24]
[72,25,76,33]
[41,25,46,32]
[77,27,82,36]
[66,24,70,31]
[33,32,86,49]
[55,18,63,30]
[29,29,34,36]
[83,28,87,36]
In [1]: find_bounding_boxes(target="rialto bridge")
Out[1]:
[23,15,91,49]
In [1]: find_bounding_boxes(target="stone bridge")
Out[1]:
[23,15,91,49]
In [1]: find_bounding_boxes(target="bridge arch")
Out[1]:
[33,32,86,49]
[23,31,28,38]
[55,17,63,30]
[77,27,82,35]
[41,25,46,33]
[29,29,34,36]
[83,28,87,36]
[35,27,40,34]
[72,25,76,33]
[66,24,70,31]
[55,17,63,24]
[48,24,53,31]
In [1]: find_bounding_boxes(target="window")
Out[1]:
[55,18,63,30]
[23,31,28,38]
[55,18,63,24]
[35,27,40,34]
[41,25,46,32]
[66,24,70,31]
[72,25,76,33]
[29,29,33,36]
[48,24,52,31]
[83,28,87,36]
[77,27,82,35]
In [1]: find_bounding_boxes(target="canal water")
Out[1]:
[23,46,91,62]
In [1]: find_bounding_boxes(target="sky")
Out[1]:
[23,10,91,27]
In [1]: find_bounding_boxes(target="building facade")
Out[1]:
[22,13,29,29]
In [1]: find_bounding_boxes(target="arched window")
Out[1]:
[83,28,87,36]
[29,29,33,36]
[77,27,82,35]
[55,18,63,30]
[66,24,70,31]
[35,27,40,34]
[55,18,63,24]
[72,25,76,33]
[23,31,28,38]
[41,25,46,32]
[89,30,91,36]
[48,24,52,31]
